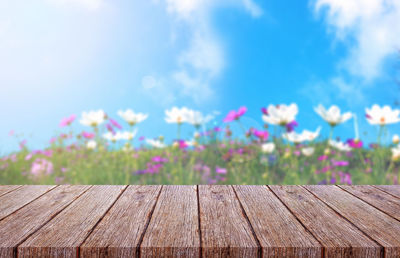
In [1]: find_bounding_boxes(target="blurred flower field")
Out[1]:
[1,104,400,185]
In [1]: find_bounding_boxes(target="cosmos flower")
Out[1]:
[215,166,227,174]
[282,127,321,143]
[109,118,122,130]
[329,140,352,152]
[393,134,400,145]
[223,106,247,122]
[253,129,269,141]
[365,105,400,125]
[82,131,95,139]
[314,105,352,126]
[86,140,97,150]
[347,139,363,149]
[119,130,138,141]
[117,109,148,126]
[185,110,214,127]
[285,120,298,132]
[301,147,315,156]
[103,132,120,142]
[30,158,54,177]
[165,107,190,124]
[60,114,76,127]
[146,139,166,148]
[391,145,400,160]
[261,142,275,153]
[80,110,106,127]
[262,103,298,126]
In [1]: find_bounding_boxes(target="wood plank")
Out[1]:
[0,185,21,197]
[374,185,400,199]
[140,185,199,258]
[234,186,321,257]
[305,185,400,257]
[80,185,162,257]
[18,185,126,258]
[199,185,259,257]
[0,185,56,220]
[340,185,400,221]
[270,185,381,257]
[0,185,91,258]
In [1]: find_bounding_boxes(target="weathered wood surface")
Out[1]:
[234,185,321,257]
[0,185,91,257]
[0,185,399,258]
[141,185,200,257]
[81,185,162,257]
[0,185,55,220]
[199,185,259,257]
[0,185,21,197]
[305,185,400,257]
[18,185,126,258]
[270,185,381,257]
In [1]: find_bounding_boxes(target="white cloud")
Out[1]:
[152,0,262,104]
[315,0,400,81]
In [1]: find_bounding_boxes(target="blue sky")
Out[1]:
[1,0,400,153]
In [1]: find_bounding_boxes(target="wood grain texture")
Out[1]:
[305,185,400,257]
[270,185,381,257]
[18,185,126,258]
[234,185,321,257]
[374,185,400,199]
[140,185,200,258]
[0,185,21,197]
[199,185,259,258]
[340,185,400,221]
[80,185,162,258]
[0,185,55,220]
[0,185,90,258]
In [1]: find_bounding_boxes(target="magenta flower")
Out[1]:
[253,129,269,141]
[82,131,95,139]
[223,106,247,122]
[106,123,116,134]
[347,139,363,149]
[59,114,76,127]
[139,136,145,141]
[261,107,268,115]
[109,118,122,129]
[151,156,168,163]
[318,155,329,161]
[215,166,227,174]
[332,160,349,167]
[178,140,189,149]
[285,120,298,132]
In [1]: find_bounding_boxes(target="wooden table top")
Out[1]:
[0,185,399,257]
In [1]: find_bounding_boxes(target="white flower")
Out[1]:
[365,105,400,125]
[165,107,191,124]
[117,109,148,126]
[393,134,400,145]
[80,110,106,127]
[329,140,352,152]
[392,145,400,160]
[146,139,166,148]
[262,103,298,125]
[314,104,352,126]
[301,147,315,156]
[103,132,119,142]
[261,142,275,153]
[283,127,321,143]
[118,130,138,141]
[185,110,214,127]
[86,140,97,150]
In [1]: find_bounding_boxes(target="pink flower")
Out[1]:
[49,137,57,144]
[261,107,268,115]
[332,160,349,167]
[318,155,329,161]
[82,131,95,139]
[253,129,269,141]
[59,114,76,127]
[215,166,227,174]
[178,140,189,149]
[106,123,116,134]
[30,158,54,177]
[347,139,363,149]
[151,156,168,163]
[19,140,27,149]
[109,118,122,129]
[25,153,33,161]
[139,136,145,141]
[223,106,247,122]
